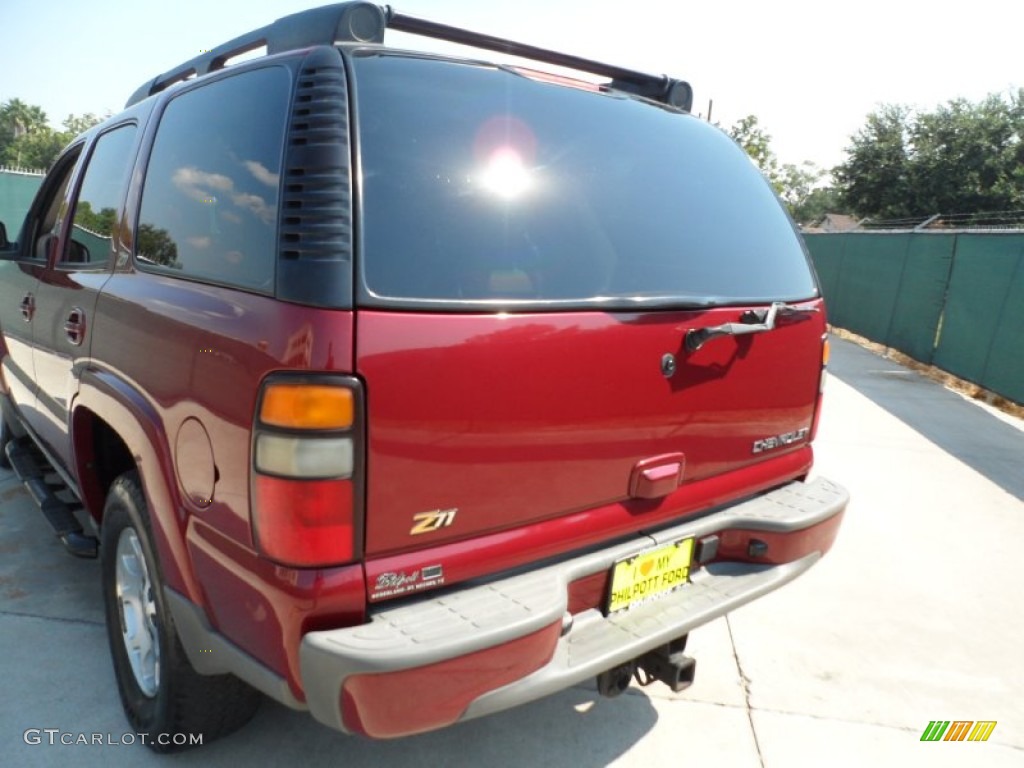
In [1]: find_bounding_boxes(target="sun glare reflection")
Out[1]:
[480,148,532,199]
[473,115,538,201]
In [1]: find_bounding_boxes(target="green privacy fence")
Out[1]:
[805,231,1024,404]
[0,169,44,240]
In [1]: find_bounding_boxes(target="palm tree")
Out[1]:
[1,98,49,150]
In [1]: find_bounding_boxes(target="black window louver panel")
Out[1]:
[278,49,352,265]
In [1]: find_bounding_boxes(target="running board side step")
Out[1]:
[5,438,99,558]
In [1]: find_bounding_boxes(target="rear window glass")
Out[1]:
[135,66,289,292]
[67,124,137,268]
[354,54,817,308]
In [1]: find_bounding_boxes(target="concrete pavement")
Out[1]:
[1,336,1022,766]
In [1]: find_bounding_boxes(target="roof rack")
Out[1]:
[126,2,692,111]
[385,9,692,110]
[125,3,385,107]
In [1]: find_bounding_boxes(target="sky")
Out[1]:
[1,0,1021,173]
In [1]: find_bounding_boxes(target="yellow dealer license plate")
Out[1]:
[607,538,695,614]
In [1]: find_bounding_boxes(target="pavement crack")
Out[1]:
[0,608,103,627]
[727,614,765,768]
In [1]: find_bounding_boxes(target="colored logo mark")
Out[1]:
[920,720,997,742]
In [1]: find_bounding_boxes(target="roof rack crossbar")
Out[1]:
[384,8,691,111]
[125,3,691,112]
[388,11,651,89]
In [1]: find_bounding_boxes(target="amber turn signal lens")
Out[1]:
[822,337,831,366]
[260,384,354,429]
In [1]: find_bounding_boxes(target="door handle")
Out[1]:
[684,302,818,353]
[64,307,86,346]
[20,293,34,321]
[629,453,686,499]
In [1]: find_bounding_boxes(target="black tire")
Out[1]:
[100,471,260,752]
[0,413,12,469]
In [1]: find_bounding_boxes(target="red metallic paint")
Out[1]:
[809,334,830,442]
[716,509,847,565]
[22,253,833,708]
[337,501,842,738]
[628,452,686,499]
[364,447,813,602]
[0,42,846,743]
[89,272,355,550]
[357,304,826,561]
[567,571,609,615]
[564,502,846,616]
[187,516,366,699]
[72,369,198,599]
[69,269,359,681]
[340,620,563,738]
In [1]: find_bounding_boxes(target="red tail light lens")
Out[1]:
[251,376,363,567]
[253,476,355,565]
[810,334,829,440]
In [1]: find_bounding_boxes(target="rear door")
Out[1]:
[352,53,824,558]
[32,123,138,465]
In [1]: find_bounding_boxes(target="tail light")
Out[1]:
[251,376,363,567]
[809,334,829,440]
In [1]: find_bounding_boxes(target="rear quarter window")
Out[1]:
[66,124,138,268]
[354,54,817,309]
[135,66,290,292]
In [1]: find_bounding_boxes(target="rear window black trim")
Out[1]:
[353,292,821,314]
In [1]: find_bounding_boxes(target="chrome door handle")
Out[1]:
[64,307,86,346]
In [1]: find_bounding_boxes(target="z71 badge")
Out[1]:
[410,508,458,535]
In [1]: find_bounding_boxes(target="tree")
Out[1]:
[727,114,828,223]
[62,113,102,136]
[0,98,48,151]
[0,99,104,170]
[74,201,117,236]
[776,161,824,213]
[833,105,913,220]
[2,128,67,169]
[728,115,779,182]
[790,186,841,226]
[909,93,1024,215]
[834,92,1024,220]
[136,223,178,267]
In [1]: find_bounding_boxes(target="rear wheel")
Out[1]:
[0,412,12,469]
[100,471,260,752]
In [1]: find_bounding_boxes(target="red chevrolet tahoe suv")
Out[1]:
[0,2,847,750]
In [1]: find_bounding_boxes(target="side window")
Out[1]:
[135,66,290,292]
[64,125,138,268]
[27,151,80,262]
